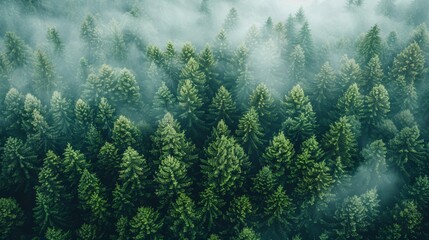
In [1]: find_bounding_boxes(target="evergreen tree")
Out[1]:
[312,62,337,112]
[74,99,92,139]
[152,82,176,120]
[236,107,264,157]
[225,195,253,234]
[360,140,388,188]
[0,198,24,239]
[27,109,54,155]
[45,228,71,240]
[208,86,237,127]
[33,166,71,233]
[364,84,390,127]
[50,91,73,143]
[177,79,206,138]
[154,155,192,207]
[233,45,255,109]
[80,14,101,61]
[391,200,423,240]
[77,223,97,240]
[202,135,247,196]
[111,25,127,62]
[78,169,108,225]
[338,56,362,92]
[323,116,358,169]
[358,25,382,65]
[1,137,37,191]
[337,83,365,119]
[262,131,295,180]
[4,32,28,69]
[198,45,218,97]
[180,42,196,65]
[361,55,384,93]
[33,49,56,102]
[179,57,207,103]
[130,207,163,240]
[198,186,224,234]
[62,144,90,189]
[289,45,306,85]
[262,185,294,238]
[168,193,199,240]
[46,27,64,55]
[114,68,140,108]
[296,160,333,204]
[96,142,120,188]
[249,83,277,130]
[235,227,260,240]
[296,22,315,69]
[282,85,317,144]
[389,126,425,177]
[223,8,238,32]
[162,41,180,90]
[3,88,24,132]
[252,167,277,205]
[95,97,115,136]
[112,115,139,152]
[22,93,43,132]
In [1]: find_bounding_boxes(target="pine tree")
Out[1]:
[77,223,97,240]
[95,97,115,136]
[22,93,43,132]
[245,25,261,50]
[50,91,73,143]
[114,68,140,108]
[162,41,180,89]
[390,126,425,177]
[180,42,196,65]
[282,85,317,144]
[74,98,92,139]
[80,14,101,61]
[403,175,429,210]
[289,45,306,85]
[96,142,120,188]
[27,109,54,155]
[113,147,150,216]
[111,25,127,62]
[285,14,297,53]
[0,198,24,239]
[202,135,248,196]
[45,227,71,240]
[168,193,199,240]
[4,32,28,69]
[262,131,295,180]
[337,83,365,119]
[150,112,197,168]
[78,169,108,225]
[155,155,192,206]
[177,79,206,138]
[296,21,315,69]
[152,82,176,120]
[252,166,277,203]
[249,83,277,130]
[225,195,253,234]
[97,64,116,99]
[33,49,56,102]
[360,140,388,188]
[62,144,90,189]
[130,207,163,240]
[364,84,390,127]
[179,57,207,103]
[1,137,37,191]
[198,187,224,234]
[338,56,362,92]
[392,200,423,240]
[3,88,24,132]
[33,166,71,233]
[223,8,238,32]
[361,55,384,93]
[0,53,10,98]
[358,25,382,65]
[82,74,102,106]
[112,115,139,152]
[235,227,260,240]
[198,45,218,97]
[233,45,255,109]
[47,27,64,55]
[236,107,264,157]
[312,62,337,112]
[262,185,294,238]
[208,86,237,126]
[323,116,358,169]
[296,160,333,204]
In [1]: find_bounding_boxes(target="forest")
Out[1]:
[0,0,429,239]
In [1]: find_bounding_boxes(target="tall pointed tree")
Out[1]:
[236,107,264,157]
[358,25,382,65]
[262,131,295,180]
[208,86,237,127]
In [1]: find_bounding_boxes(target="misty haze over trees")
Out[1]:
[1,0,429,239]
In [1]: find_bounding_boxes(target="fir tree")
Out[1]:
[95,97,115,136]
[152,81,176,120]
[78,169,108,225]
[337,83,365,119]
[179,57,207,103]
[47,27,64,55]
[130,207,163,240]
[223,8,238,32]
[358,25,382,65]
[312,62,337,112]
[62,144,90,189]
[50,91,73,143]
[225,195,253,235]
[249,83,277,130]
[168,193,199,240]
[198,45,218,97]
[0,198,24,239]
[154,155,192,207]
[289,45,306,85]
[80,14,101,61]
[1,137,37,191]
[235,227,260,240]
[252,166,277,203]
[364,84,390,128]
[74,99,92,139]
[361,55,384,93]
[198,187,225,234]
[114,68,140,108]
[208,86,237,126]
[4,32,28,69]
[111,25,127,62]
[33,49,56,102]
[45,228,71,240]
[236,107,264,157]
[338,56,362,92]
[180,42,196,65]
[112,115,139,152]
[262,131,295,180]
[296,21,315,69]
[262,185,294,238]
[3,88,24,132]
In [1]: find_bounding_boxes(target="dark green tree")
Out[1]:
[33,49,56,102]
[130,207,163,240]
[198,45,218,97]
[236,107,264,157]
[338,56,362,92]
[208,86,237,127]
[262,185,294,238]
[282,85,317,144]
[154,155,192,206]
[151,82,176,120]
[96,142,120,188]
[358,25,382,65]
[4,32,28,69]
[112,115,139,152]
[95,97,115,136]
[225,195,253,234]
[262,131,295,180]
[74,98,92,139]
[289,45,306,85]
[296,22,315,69]
[249,83,277,130]
[45,228,71,240]
[337,83,365,119]
[179,57,207,103]
[114,68,140,108]
[312,62,337,112]
[0,198,24,239]
[62,144,90,189]
[364,84,390,127]
[50,91,73,143]
[168,193,199,240]
[198,186,225,234]
[1,137,37,191]
[78,169,108,225]
[361,55,384,93]
[3,88,24,132]
[47,27,64,55]
[80,14,101,61]
[180,42,196,65]
[235,227,260,240]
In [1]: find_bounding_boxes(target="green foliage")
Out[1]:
[208,86,237,126]
[112,115,139,152]
[0,198,24,239]
[337,83,364,119]
[249,83,277,129]
[155,155,191,206]
[364,84,390,127]
[225,195,253,234]
[358,25,382,65]
[152,82,176,120]
[236,107,264,157]
[289,45,306,85]
[50,91,73,141]
[4,32,28,69]
[114,68,140,107]
[235,227,260,240]
[47,27,64,55]
[198,186,224,233]
[361,55,384,93]
[262,186,294,237]
[45,227,71,240]
[262,131,294,180]
[130,207,163,240]
[168,193,199,240]
[78,169,108,225]
[223,8,238,32]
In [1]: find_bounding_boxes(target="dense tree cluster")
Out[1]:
[1,0,429,239]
